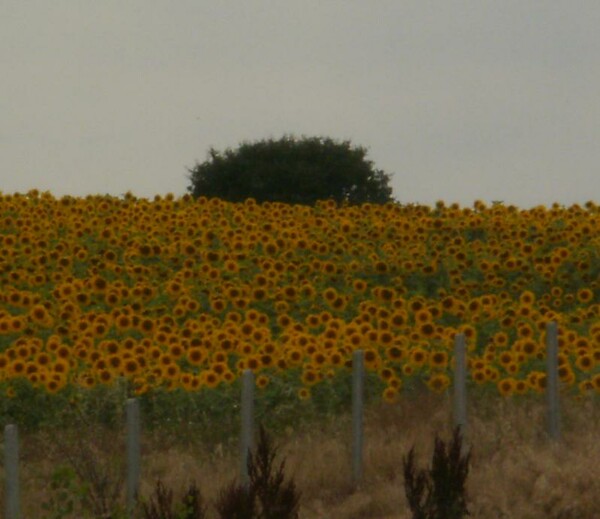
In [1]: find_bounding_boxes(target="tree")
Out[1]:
[186,135,394,205]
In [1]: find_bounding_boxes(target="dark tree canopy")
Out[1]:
[186,135,394,205]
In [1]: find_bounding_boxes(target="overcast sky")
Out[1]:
[2,1,600,207]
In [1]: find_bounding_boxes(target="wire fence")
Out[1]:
[2,322,562,519]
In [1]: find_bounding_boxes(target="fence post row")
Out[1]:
[2,322,562,512]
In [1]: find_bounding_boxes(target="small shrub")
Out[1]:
[248,425,301,519]
[216,424,301,519]
[214,481,256,519]
[141,480,207,519]
[403,426,471,519]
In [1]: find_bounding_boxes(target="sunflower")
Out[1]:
[429,351,449,369]
[9,359,27,377]
[15,343,31,359]
[138,317,156,335]
[97,368,113,385]
[123,358,140,377]
[277,314,293,329]
[498,351,513,367]
[301,368,320,386]
[240,322,255,337]
[319,311,332,324]
[378,331,394,346]
[520,338,539,357]
[56,344,71,361]
[505,361,519,375]
[311,351,327,367]
[305,314,321,329]
[470,369,485,384]
[484,366,500,382]
[107,354,122,372]
[232,296,249,310]
[345,332,362,349]
[514,379,528,395]
[558,364,575,384]
[245,356,260,371]
[0,317,10,335]
[409,347,428,368]
[210,298,227,313]
[402,364,414,376]
[255,374,269,389]
[281,349,301,369]
[115,314,132,331]
[519,290,535,306]
[168,343,185,359]
[164,364,180,380]
[387,311,407,329]
[9,317,25,333]
[426,373,450,393]
[591,373,600,393]
[202,370,220,389]
[299,283,316,299]
[353,279,368,293]
[90,276,108,293]
[530,372,548,393]
[379,367,396,382]
[414,309,432,324]
[418,322,436,338]
[44,377,64,394]
[497,378,516,397]
[297,387,311,400]
[458,324,477,344]
[382,386,399,403]
[573,352,594,372]
[441,296,457,313]
[385,345,404,362]
[525,371,543,393]
[29,304,53,327]
[577,288,594,304]
[330,296,347,311]
[363,348,381,370]
[252,327,270,346]
[578,380,594,394]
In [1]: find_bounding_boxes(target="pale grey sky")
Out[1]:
[2,1,600,207]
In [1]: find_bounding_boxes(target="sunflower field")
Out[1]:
[0,191,598,430]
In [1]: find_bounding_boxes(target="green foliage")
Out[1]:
[187,135,394,206]
[0,369,388,443]
[41,465,90,519]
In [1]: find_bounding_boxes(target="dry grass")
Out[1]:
[9,388,600,518]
